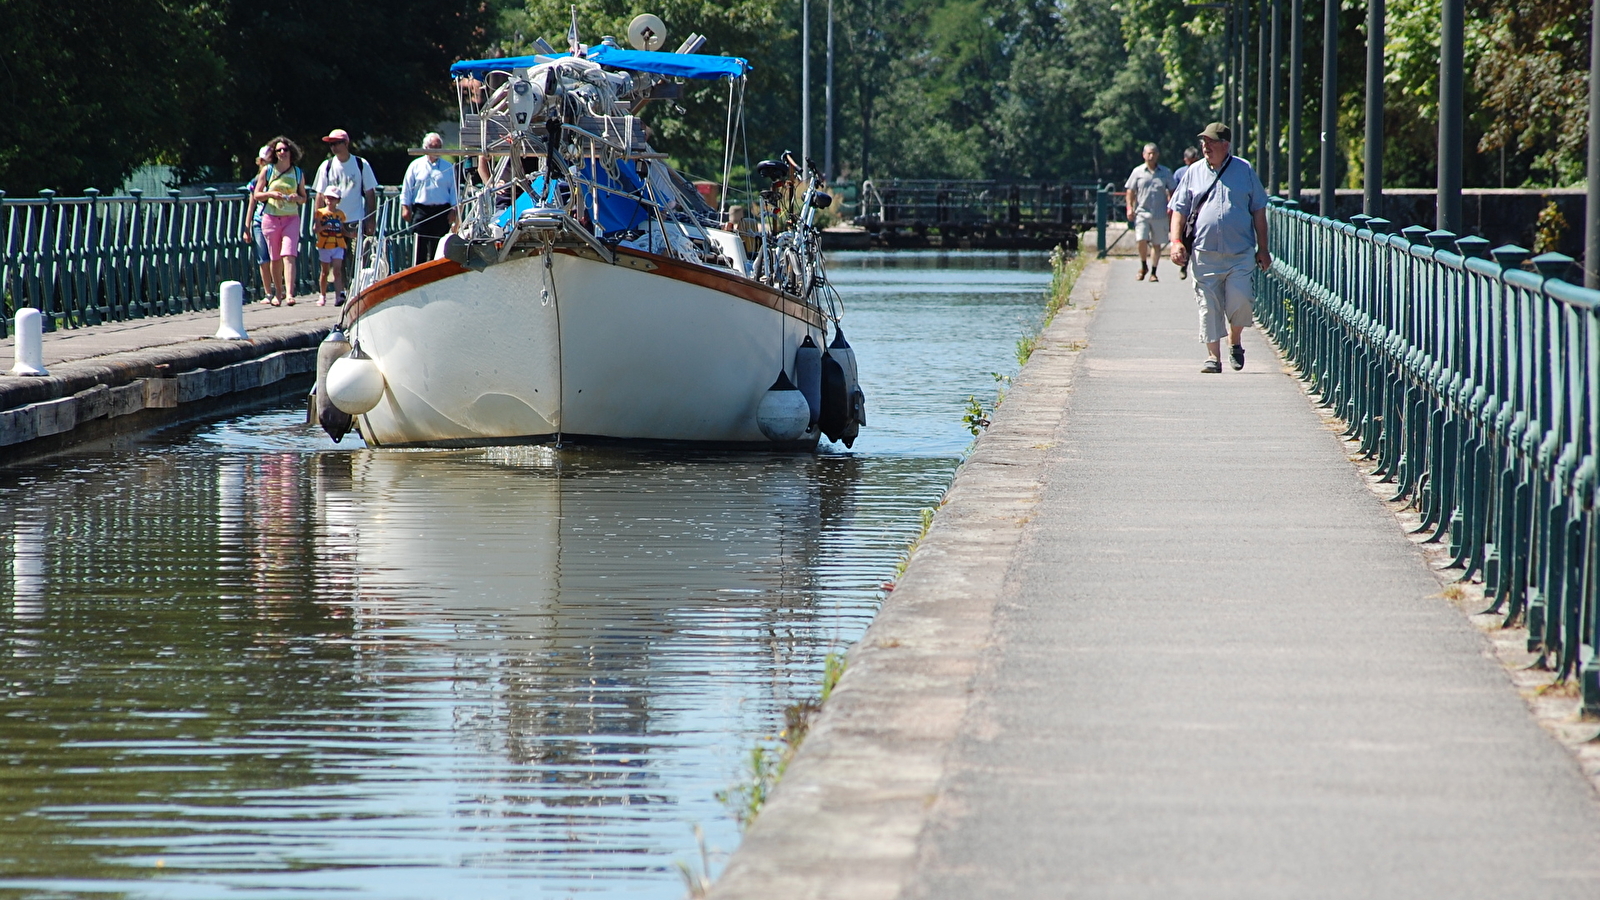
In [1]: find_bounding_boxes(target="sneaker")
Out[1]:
[1137,261,1147,281]
[1201,358,1222,374]
[1230,344,1245,370]
[335,292,347,307]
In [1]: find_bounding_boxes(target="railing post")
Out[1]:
[39,189,57,332]
[1438,0,1465,232]
[1585,0,1600,288]
[0,189,8,339]
[1319,0,1338,220]
[1364,0,1385,219]
[1287,0,1303,202]
[1096,183,1110,259]
[129,188,147,318]
[83,187,103,325]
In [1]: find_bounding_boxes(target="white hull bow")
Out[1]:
[344,247,827,449]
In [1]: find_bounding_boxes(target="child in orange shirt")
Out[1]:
[314,189,349,306]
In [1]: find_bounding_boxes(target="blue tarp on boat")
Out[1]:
[450,46,747,81]
[494,159,651,235]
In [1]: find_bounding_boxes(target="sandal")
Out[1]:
[285,297,296,306]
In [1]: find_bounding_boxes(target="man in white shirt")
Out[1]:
[312,128,379,240]
[400,132,459,265]
[1124,143,1176,282]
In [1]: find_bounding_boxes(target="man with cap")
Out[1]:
[312,130,379,234]
[1168,122,1270,373]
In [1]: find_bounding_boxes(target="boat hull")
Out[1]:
[348,250,826,448]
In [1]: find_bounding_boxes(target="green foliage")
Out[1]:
[1472,0,1591,187]
[0,0,494,195]
[13,0,1583,196]
[1,0,225,194]
[963,394,991,435]
[1533,201,1568,254]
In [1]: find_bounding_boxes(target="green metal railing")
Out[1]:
[1256,198,1600,714]
[1,187,407,337]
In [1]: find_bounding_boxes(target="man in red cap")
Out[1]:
[311,129,379,305]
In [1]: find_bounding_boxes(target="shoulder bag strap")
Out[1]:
[1182,157,1234,250]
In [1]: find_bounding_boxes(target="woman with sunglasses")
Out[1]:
[254,137,307,305]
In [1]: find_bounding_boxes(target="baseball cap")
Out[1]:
[257,144,273,162]
[322,128,352,144]
[1198,122,1231,142]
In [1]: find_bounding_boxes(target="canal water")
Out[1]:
[0,251,1052,899]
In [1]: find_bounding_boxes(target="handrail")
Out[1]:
[1,186,405,337]
[1255,199,1600,715]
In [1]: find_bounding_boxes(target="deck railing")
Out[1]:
[1,187,406,337]
[1256,199,1600,714]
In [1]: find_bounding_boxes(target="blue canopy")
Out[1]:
[450,46,747,81]
[587,45,747,79]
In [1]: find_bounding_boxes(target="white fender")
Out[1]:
[326,352,386,416]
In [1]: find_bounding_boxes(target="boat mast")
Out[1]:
[825,0,834,182]
[801,0,811,177]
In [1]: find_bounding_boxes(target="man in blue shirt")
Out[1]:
[1168,123,1271,373]
[401,132,460,265]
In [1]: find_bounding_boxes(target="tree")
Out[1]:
[186,0,495,184]
[0,0,225,195]
[1472,0,1590,187]
[0,0,493,195]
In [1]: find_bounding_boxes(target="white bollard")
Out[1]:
[8,308,47,376]
[214,280,249,341]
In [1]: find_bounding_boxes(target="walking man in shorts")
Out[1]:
[1125,143,1175,282]
[1168,123,1270,374]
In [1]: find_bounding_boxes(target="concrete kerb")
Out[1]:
[707,259,1110,900]
[0,319,334,464]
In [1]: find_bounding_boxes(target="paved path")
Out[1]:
[2,295,336,369]
[712,258,1600,899]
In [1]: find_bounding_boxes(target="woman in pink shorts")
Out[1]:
[254,136,307,305]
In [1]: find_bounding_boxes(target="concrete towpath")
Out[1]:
[0,294,336,371]
[711,257,1600,898]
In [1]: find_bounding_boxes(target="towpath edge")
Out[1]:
[706,259,1108,900]
[1,302,338,464]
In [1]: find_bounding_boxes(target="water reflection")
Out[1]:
[0,251,1051,898]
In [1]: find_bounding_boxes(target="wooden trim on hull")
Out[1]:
[347,246,825,329]
[345,257,469,321]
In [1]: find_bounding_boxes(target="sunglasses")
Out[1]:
[275,147,290,153]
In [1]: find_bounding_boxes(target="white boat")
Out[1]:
[319,19,867,451]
